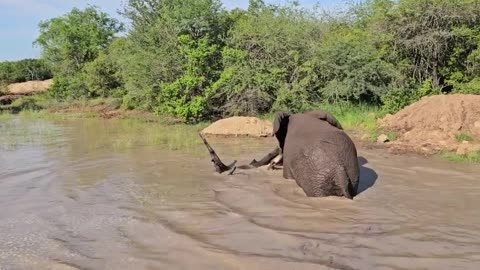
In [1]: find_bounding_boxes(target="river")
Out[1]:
[1,116,480,270]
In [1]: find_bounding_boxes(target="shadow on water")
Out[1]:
[356,156,378,195]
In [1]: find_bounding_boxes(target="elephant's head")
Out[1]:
[272,111,291,151]
[272,109,343,151]
[305,110,343,130]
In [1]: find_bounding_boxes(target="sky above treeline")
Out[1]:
[0,0,358,61]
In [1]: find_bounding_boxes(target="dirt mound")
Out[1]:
[7,79,53,95]
[201,116,273,137]
[379,94,480,155]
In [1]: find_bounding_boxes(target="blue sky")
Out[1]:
[0,0,355,61]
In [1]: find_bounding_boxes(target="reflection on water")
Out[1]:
[1,116,480,270]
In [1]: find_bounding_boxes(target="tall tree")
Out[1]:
[381,0,480,88]
[120,0,230,120]
[34,6,124,76]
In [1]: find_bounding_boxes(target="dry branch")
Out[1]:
[198,133,237,174]
[199,133,283,175]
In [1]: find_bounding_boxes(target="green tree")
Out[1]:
[379,0,480,88]
[34,6,124,98]
[27,0,480,118]
[120,0,229,120]
[82,38,127,98]
[212,1,326,115]
[314,27,398,103]
[35,6,124,75]
[0,59,52,84]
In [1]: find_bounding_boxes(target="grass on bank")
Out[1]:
[319,103,401,142]
[319,103,382,138]
[1,111,211,152]
[2,95,391,143]
[2,97,391,156]
[261,103,392,142]
[4,96,480,163]
[441,150,480,163]
[455,132,475,142]
[5,95,384,128]
[95,118,210,151]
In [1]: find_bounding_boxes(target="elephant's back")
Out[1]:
[287,114,359,182]
[288,114,353,146]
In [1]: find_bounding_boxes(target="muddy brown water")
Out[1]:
[1,117,480,270]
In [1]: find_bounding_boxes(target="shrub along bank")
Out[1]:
[3,0,480,162]
[2,0,477,122]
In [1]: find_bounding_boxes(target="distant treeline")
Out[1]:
[26,0,480,121]
[0,59,52,85]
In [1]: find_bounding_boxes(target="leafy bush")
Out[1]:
[315,28,397,104]
[35,6,123,76]
[415,79,442,98]
[380,88,416,114]
[212,3,323,116]
[381,79,442,114]
[455,133,474,142]
[48,74,89,99]
[21,0,480,120]
[10,96,44,112]
[0,59,52,84]
[452,78,480,95]
[82,39,126,98]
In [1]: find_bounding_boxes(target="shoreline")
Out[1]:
[2,102,478,165]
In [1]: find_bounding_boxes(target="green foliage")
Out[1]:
[23,0,480,120]
[48,73,89,99]
[455,133,474,142]
[35,6,124,75]
[377,0,480,88]
[451,78,480,94]
[415,79,442,98]
[442,150,480,163]
[0,81,8,94]
[317,102,380,132]
[154,34,220,121]
[34,6,123,99]
[118,0,227,120]
[6,95,49,113]
[0,59,52,84]
[315,27,398,103]
[380,88,417,114]
[12,97,43,110]
[380,79,442,113]
[213,2,325,116]
[82,38,126,98]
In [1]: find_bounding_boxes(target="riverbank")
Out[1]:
[1,94,479,164]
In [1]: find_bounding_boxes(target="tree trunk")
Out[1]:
[431,55,440,88]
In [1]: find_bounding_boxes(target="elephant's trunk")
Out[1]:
[249,147,281,167]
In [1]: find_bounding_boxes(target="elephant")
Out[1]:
[199,109,359,199]
[198,133,282,175]
[272,110,359,199]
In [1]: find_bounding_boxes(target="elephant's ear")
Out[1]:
[272,111,291,135]
[307,110,343,130]
[272,111,290,151]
